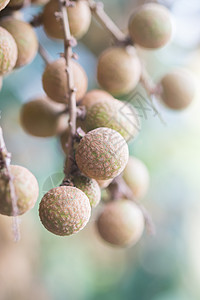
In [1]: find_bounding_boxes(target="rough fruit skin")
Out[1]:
[123,157,149,199]
[97,46,141,97]
[84,98,140,141]
[42,0,91,40]
[0,165,39,216]
[129,3,172,49]
[42,58,88,104]
[0,26,18,75]
[73,175,101,207]
[75,127,129,180]
[0,18,38,68]
[20,98,68,137]
[160,69,195,110]
[81,89,114,108]
[39,186,91,236]
[97,200,144,247]
[96,179,113,189]
[0,0,10,11]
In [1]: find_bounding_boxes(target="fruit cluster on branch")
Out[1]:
[0,0,196,247]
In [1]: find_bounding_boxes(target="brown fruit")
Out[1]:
[81,89,114,108]
[73,175,101,207]
[75,127,129,180]
[96,179,113,189]
[20,97,68,137]
[97,46,141,97]
[97,200,144,247]
[0,165,39,216]
[123,157,150,199]
[42,58,88,104]
[0,26,18,75]
[129,3,173,49]
[7,0,24,9]
[84,98,140,141]
[39,186,91,236]
[160,69,195,110]
[42,0,91,40]
[0,18,38,68]
[0,0,10,11]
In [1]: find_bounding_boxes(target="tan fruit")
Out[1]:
[75,127,129,180]
[0,26,17,75]
[160,69,195,110]
[123,157,150,199]
[96,179,113,189]
[20,97,68,137]
[7,0,24,9]
[84,98,140,141]
[42,58,88,104]
[129,3,173,49]
[97,46,141,97]
[81,89,114,108]
[0,165,39,216]
[42,0,91,40]
[73,175,101,207]
[0,0,10,11]
[39,186,91,236]
[97,200,144,247]
[0,18,38,68]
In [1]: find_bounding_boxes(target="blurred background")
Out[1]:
[0,0,200,299]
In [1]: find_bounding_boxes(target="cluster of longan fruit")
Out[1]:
[0,0,196,247]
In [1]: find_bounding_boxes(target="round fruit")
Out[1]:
[0,0,10,11]
[0,165,39,216]
[160,69,195,110]
[73,175,101,207]
[7,0,24,9]
[39,186,91,236]
[0,26,17,75]
[81,89,114,108]
[97,46,141,97]
[97,200,144,247]
[20,97,68,137]
[42,58,88,104]
[0,18,38,68]
[75,127,129,180]
[84,98,140,141]
[129,3,173,49]
[123,157,150,199]
[42,0,91,40]
[96,179,113,189]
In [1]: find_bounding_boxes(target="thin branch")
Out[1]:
[87,0,127,43]
[38,43,52,65]
[58,0,77,177]
[0,127,20,242]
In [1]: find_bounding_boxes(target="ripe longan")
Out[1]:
[75,127,129,180]
[129,3,173,49]
[42,0,91,40]
[80,89,114,108]
[0,165,39,216]
[84,98,140,141]
[0,18,38,68]
[20,97,68,137]
[0,0,10,11]
[73,175,101,207]
[123,157,150,199]
[160,69,195,110]
[0,26,17,75]
[39,186,91,236]
[97,200,144,247]
[97,46,141,97]
[42,58,88,104]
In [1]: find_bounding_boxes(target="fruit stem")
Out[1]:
[87,0,127,43]
[38,43,52,65]
[0,127,20,242]
[109,175,156,235]
[58,0,77,177]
